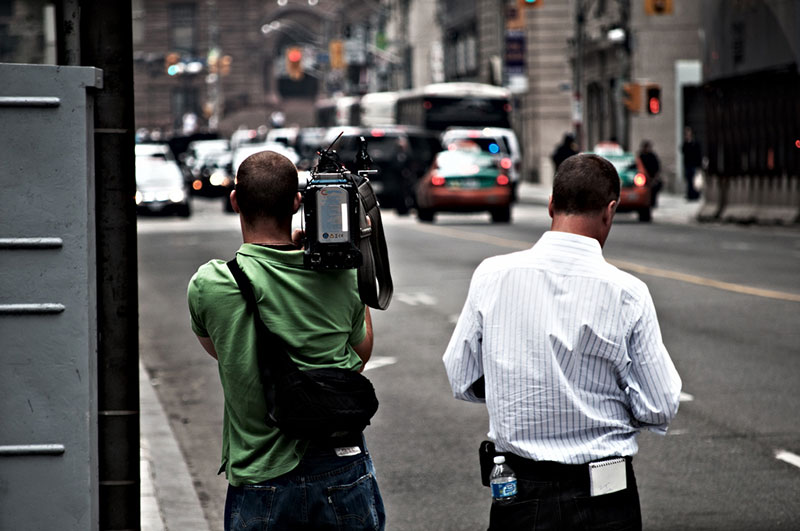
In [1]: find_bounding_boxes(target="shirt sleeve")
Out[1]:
[348,303,367,346]
[623,292,682,434]
[443,276,485,403]
[187,270,209,338]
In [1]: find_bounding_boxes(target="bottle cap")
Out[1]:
[493,456,505,464]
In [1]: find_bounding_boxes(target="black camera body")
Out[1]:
[302,172,362,270]
[301,134,370,270]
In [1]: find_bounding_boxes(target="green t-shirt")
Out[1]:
[187,243,367,486]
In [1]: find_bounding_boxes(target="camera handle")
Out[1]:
[356,172,393,310]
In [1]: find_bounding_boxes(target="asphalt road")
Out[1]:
[137,196,800,530]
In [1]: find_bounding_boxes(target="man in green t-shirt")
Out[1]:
[187,150,385,530]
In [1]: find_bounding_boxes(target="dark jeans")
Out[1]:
[224,438,385,531]
[488,457,641,531]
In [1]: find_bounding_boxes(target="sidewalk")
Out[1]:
[140,362,210,531]
[516,181,704,224]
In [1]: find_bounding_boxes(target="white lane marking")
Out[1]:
[363,356,397,372]
[395,292,437,307]
[680,392,694,402]
[775,450,800,469]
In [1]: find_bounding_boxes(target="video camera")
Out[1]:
[300,132,375,270]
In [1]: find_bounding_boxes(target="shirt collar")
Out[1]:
[535,231,604,258]
[237,242,304,266]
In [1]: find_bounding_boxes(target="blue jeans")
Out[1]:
[224,440,385,530]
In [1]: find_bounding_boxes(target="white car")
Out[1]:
[135,156,191,217]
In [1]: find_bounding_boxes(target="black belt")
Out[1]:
[503,454,633,485]
[305,432,365,456]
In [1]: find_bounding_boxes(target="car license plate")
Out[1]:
[451,179,480,189]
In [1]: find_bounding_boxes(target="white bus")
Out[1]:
[395,82,512,131]
[359,91,399,127]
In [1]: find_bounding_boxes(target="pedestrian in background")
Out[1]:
[187,151,385,530]
[443,154,681,530]
[682,126,703,200]
[551,132,579,171]
[637,140,662,207]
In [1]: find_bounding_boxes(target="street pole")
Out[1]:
[78,1,140,529]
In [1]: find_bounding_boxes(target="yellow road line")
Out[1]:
[407,223,800,303]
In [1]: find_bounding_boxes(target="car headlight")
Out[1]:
[169,189,186,203]
[135,191,143,205]
[209,171,226,187]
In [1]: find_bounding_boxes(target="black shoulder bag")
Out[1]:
[226,258,379,441]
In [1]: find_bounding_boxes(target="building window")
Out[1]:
[171,87,199,130]
[169,3,196,54]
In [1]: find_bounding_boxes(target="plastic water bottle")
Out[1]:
[490,455,517,505]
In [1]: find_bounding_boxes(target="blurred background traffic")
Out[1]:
[4,0,797,224]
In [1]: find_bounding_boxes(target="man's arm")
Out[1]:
[351,306,373,370]
[625,296,682,433]
[443,293,485,403]
[196,335,218,360]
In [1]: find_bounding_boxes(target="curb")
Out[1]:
[140,361,211,531]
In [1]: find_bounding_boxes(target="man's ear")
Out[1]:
[292,192,302,214]
[603,200,618,226]
[548,195,555,219]
[230,189,240,214]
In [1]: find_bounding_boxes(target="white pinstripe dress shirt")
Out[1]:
[443,231,682,464]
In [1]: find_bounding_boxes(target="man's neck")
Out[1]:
[550,215,607,247]
[240,218,293,246]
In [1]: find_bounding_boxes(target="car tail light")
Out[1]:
[499,157,512,170]
[431,172,446,186]
[496,174,510,186]
[423,100,433,110]
[371,129,385,137]
[634,173,647,187]
[192,179,203,191]
[467,130,480,138]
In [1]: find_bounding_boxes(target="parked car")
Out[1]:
[135,156,191,217]
[590,143,652,222]
[441,127,522,200]
[415,142,513,223]
[321,126,442,214]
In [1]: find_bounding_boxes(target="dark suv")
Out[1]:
[322,126,442,214]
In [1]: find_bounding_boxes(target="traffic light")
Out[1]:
[644,0,673,15]
[622,82,641,113]
[220,55,232,76]
[645,84,661,115]
[165,52,180,76]
[329,40,345,70]
[286,47,303,80]
[520,0,544,7]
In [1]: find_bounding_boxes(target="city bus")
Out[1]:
[395,82,512,131]
[359,91,399,126]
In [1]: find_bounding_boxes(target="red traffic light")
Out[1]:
[288,49,302,63]
[645,85,661,115]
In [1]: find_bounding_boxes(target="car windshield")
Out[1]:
[596,153,635,175]
[335,135,406,162]
[435,150,495,177]
[445,135,508,155]
[136,158,183,186]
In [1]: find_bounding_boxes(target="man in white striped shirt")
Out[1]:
[443,154,681,530]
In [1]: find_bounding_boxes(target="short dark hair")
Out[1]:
[235,150,298,222]
[551,154,620,214]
